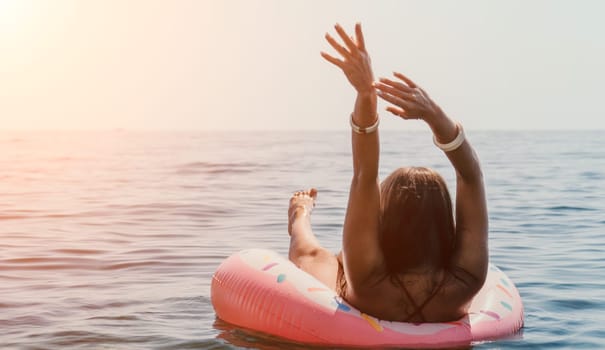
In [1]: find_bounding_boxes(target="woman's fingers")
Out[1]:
[374,81,414,101]
[386,106,422,120]
[320,51,345,69]
[355,23,365,51]
[377,90,415,111]
[377,91,421,119]
[378,77,414,93]
[386,106,409,119]
[322,23,374,93]
[324,23,365,62]
[334,24,358,53]
[376,72,433,120]
[325,33,352,59]
[393,72,418,88]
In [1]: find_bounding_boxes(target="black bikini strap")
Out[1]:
[393,276,426,323]
[406,272,447,322]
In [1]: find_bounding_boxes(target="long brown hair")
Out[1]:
[379,167,456,274]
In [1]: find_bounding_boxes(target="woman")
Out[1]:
[288,23,488,323]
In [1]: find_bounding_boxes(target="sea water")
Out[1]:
[0,129,603,349]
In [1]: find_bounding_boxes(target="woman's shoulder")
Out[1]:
[416,266,485,320]
[440,266,485,301]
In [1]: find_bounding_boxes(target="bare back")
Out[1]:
[337,255,472,322]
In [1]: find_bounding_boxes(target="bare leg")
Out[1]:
[288,188,339,290]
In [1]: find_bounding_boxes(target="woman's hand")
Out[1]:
[374,72,444,123]
[321,23,374,95]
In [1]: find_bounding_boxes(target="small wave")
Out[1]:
[0,274,31,281]
[153,339,223,350]
[101,260,164,270]
[0,263,97,271]
[2,257,97,265]
[43,330,153,346]
[107,202,232,217]
[0,256,185,272]
[81,301,144,310]
[0,301,42,309]
[0,315,50,327]
[120,248,169,255]
[176,161,260,175]
[547,206,596,212]
[0,210,111,221]
[548,298,601,310]
[52,249,106,255]
[0,214,29,220]
[86,315,140,321]
[579,171,603,179]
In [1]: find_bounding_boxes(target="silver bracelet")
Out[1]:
[350,113,379,134]
[433,123,465,152]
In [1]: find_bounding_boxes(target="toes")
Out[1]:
[291,188,317,200]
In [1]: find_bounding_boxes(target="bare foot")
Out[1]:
[288,188,317,235]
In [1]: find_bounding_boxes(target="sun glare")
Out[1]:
[0,0,33,36]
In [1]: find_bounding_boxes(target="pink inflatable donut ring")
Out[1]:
[212,249,523,348]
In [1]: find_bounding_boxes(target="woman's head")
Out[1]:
[379,167,455,273]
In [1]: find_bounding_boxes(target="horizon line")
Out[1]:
[0,127,603,132]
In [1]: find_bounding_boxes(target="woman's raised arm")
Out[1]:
[321,23,383,292]
[375,72,488,300]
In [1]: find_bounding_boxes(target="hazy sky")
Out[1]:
[1,0,604,130]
